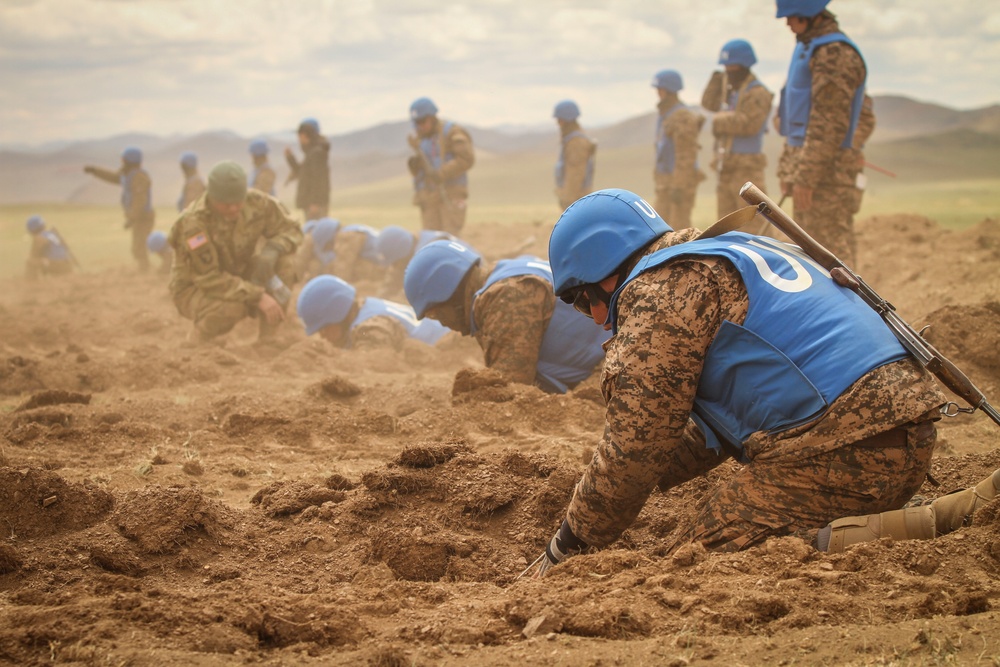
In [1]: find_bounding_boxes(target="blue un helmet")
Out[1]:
[719,39,757,67]
[376,226,416,264]
[298,117,320,134]
[179,151,198,168]
[403,240,481,319]
[310,217,340,265]
[297,275,357,336]
[776,0,831,17]
[121,146,143,165]
[249,139,269,156]
[146,230,168,253]
[548,188,671,297]
[651,69,683,93]
[409,97,439,122]
[26,215,45,234]
[553,100,581,122]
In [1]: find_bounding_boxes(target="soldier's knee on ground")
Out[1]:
[195,304,249,338]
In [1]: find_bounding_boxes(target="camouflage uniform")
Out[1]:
[851,94,876,216]
[167,190,302,339]
[350,314,408,352]
[178,171,206,211]
[332,227,383,285]
[776,13,866,266]
[564,229,947,553]
[555,121,597,210]
[87,164,155,270]
[653,100,706,228]
[250,160,277,196]
[701,70,774,217]
[408,118,475,236]
[26,231,72,279]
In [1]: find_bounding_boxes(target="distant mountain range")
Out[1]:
[1,95,998,206]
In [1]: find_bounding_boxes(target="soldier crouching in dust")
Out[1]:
[167,161,303,345]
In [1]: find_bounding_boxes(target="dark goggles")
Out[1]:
[561,282,615,318]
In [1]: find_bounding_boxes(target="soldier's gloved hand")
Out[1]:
[250,242,283,287]
[534,519,587,578]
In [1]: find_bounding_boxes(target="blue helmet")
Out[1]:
[410,97,439,122]
[376,226,416,264]
[548,188,671,297]
[299,117,320,134]
[719,39,757,67]
[179,151,197,168]
[403,240,481,319]
[310,217,340,265]
[121,146,142,164]
[249,139,269,156]
[553,100,581,122]
[651,69,683,93]
[146,230,168,253]
[776,0,831,18]
[297,275,357,336]
[26,215,44,234]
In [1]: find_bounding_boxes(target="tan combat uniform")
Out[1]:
[408,119,475,236]
[331,228,383,286]
[88,165,155,270]
[564,229,946,553]
[556,122,597,210]
[167,190,302,339]
[179,172,206,211]
[851,94,876,217]
[776,14,866,265]
[701,71,774,217]
[251,162,277,196]
[653,102,706,228]
[26,232,73,280]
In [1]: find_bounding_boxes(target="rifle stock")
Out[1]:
[738,181,1000,427]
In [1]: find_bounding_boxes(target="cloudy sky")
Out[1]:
[1,0,998,146]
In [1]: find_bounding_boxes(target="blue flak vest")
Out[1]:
[341,224,382,263]
[779,32,866,149]
[416,121,468,191]
[352,298,450,346]
[554,130,595,190]
[42,230,70,261]
[727,80,768,154]
[120,167,152,213]
[473,257,610,394]
[610,234,907,456]
[655,104,682,174]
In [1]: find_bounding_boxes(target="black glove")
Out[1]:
[537,519,588,577]
[250,242,283,287]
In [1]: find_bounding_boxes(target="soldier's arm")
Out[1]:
[559,136,592,206]
[125,171,151,222]
[700,71,725,112]
[795,42,866,187]
[712,83,774,137]
[440,127,475,180]
[85,166,121,184]
[853,94,876,149]
[258,196,304,255]
[667,111,704,189]
[169,218,264,303]
[473,275,553,386]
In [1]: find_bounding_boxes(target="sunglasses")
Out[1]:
[561,282,614,318]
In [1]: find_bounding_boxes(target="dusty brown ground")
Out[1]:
[2,213,999,666]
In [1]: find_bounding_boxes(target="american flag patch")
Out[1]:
[187,233,207,250]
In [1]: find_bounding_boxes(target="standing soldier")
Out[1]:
[248,139,276,196]
[83,146,155,271]
[24,215,73,280]
[553,100,597,211]
[284,118,330,221]
[651,70,706,228]
[177,151,206,212]
[167,161,302,345]
[701,40,774,217]
[774,0,867,266]
[406,97,475,236]
[851,94,876,220]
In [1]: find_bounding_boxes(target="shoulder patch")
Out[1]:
[187,233,208,250]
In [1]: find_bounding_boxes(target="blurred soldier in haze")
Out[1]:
[146,230,174,275]
[83,146,155,271]
[406,97,475,236]
[298,274,451,351]
[177,151,206,212]
[701,40,774,217]
[375,226,460,300]
[651,70,706,229]
[168,161,303,345]
[403,240,609,394]
[248,139,276,196]
[24,215,73,280]
[774,0,867,266]
[284,118,330,220]
[851,94,876,220]
[295,216,340,281]
[553,100,597,211]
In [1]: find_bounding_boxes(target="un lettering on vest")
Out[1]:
[727,238,830,294]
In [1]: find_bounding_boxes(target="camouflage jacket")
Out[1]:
[556,121,597,209]
[656,101,705,190]
[701,71,774,160]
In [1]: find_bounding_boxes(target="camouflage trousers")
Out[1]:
[661,420,937,553]
[653,184,698,230]
[129,217,155,272]
[716,159,767,218]
[418,195,467,237]
[794,184,857,266]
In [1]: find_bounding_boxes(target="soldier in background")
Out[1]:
[295,217,339,282]
[146,230,174,275]
[406,97,475,236]
[285,118,330,220]
[83,146,155,271]
[651,70,706,228]
[851,94,876,220]
[25,215,73,280]
[774,0,867,266]
[168,161,302,345]
[248,140,276,196]
[701,40,774,217]
[553,100,597,211]
[177,152,206,211]
[375,226,459,300]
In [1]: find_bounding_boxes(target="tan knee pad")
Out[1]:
[824,507,936,553]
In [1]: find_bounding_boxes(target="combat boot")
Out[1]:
[818,468,1000,553]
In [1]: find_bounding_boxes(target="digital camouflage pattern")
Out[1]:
[408,118,475,236]
[556,121,597,210]
[701,70,774,216]
[351,314,409,352]
[167,190,302,338]
[776,13,867,265]
[851,94,876,215]
[88,164,155,270]
[563,229,947,553]
[653,102,706,229]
